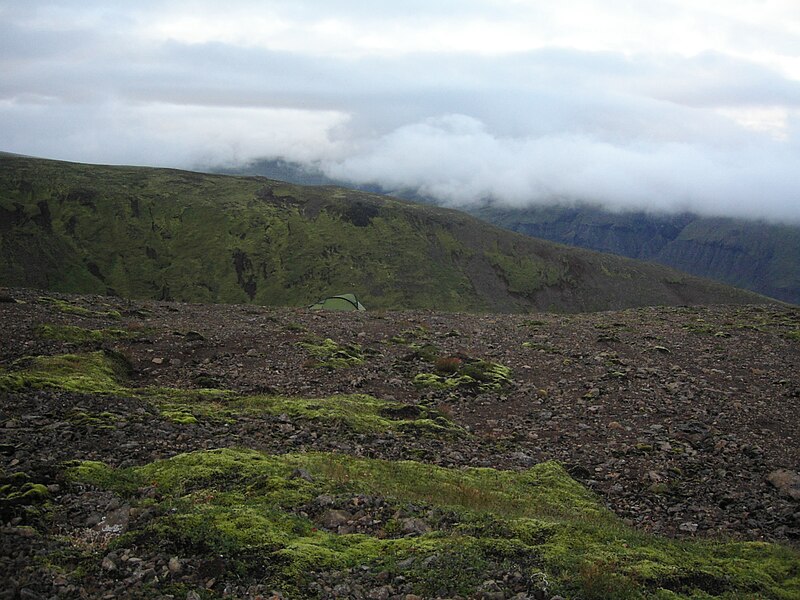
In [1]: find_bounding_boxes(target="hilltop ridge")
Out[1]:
[227,158,800,305]
[0,154,769,313]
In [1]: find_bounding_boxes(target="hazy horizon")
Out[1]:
[2,1,799,221]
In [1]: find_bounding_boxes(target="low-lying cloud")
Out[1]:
[323,114,800,222]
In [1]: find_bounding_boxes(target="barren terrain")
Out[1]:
[1,288,798,599]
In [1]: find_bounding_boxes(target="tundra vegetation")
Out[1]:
[1,333,798,598]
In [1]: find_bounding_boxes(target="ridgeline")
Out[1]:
[0,154,769,312]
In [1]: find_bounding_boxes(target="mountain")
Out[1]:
[469,204,800,305]
[219,159,800,305]
[0,154,769,312]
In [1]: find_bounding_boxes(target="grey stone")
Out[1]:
[94,505,130,535]
[767,469,800,501]
[679,522,698,533]
[320,509,352,529]
[367,586,392,600]
[168,557,182,574]
[400,517,431,535]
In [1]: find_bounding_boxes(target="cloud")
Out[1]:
[1,1,800,221]
[0,99,347,166]
[322,115,800,222]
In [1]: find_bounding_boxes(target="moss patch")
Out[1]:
[38,296,122,320]
[0,350,131,394]
[66,409,120,430]
[67,448,800,599]
[160,410,198,424]
[228,394,463,435]
[293,453,605,522]
[415,358,512,391]
[0,472,51,524]
[0,351,459,436]
[34,323,137,343]
[298,337,365,369]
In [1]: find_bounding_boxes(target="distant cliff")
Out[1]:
[469,205,800,305]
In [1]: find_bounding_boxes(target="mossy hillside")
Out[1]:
[470,202,800,304]
[67,448,800,599]
[486,248,569,295]
[0,351,460,435]
[0,154,770,312]
[0,157,478,310]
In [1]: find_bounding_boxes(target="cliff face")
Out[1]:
[471,205,800,304]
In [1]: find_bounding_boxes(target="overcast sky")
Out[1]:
[2,1,800,220]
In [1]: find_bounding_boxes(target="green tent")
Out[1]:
[309,293,366,311]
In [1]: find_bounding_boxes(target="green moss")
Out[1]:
[486,249,567,295]
[522,340,562,354]
[160,410,198,424]
[0,474,51,524]
[0,350,231,404]
[1,482,49,503]
[389,326,430,345]
[159,393,462,435]
[38,297,121,320]
[293,454,606,522]
[543,523,800,599]
[405,342,440,362]
[0,350,131,394]
[298,337,365,369]
[66,448,799,599]
[65,460,141,495]
[414,359,512,391]
[413,372,477,389]
[35,323,136,343]
[229,394,463,435]
[461,360,512,389]
[67,409,118,430]
[0,351,459,437]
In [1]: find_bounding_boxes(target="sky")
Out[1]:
[2,1,800,221]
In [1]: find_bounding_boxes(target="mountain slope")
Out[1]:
[225,159,800,305]
[470,204,800,305]
[0,154,769,312]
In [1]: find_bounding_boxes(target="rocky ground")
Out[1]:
[1,288,798,599]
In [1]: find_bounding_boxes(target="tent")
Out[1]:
[309,293,366,311]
